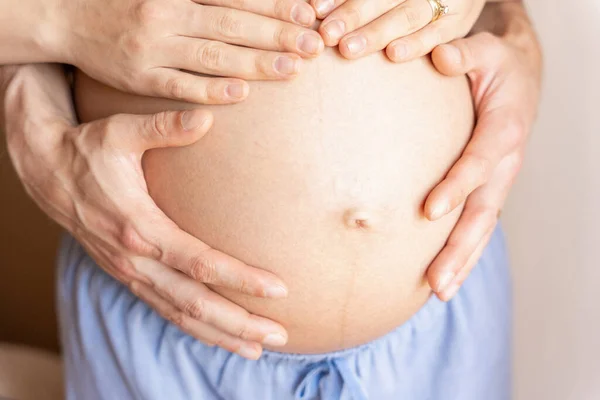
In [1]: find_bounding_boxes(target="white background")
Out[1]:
[505,1,600,399]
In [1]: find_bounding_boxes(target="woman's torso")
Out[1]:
[74,49,474,353]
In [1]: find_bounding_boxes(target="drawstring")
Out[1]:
[294,357,368,400]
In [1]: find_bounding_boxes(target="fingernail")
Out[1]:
[390,43,408,61]
[274,56,300,76]
[297,33,323,55]
[237,344,261,360]
[322,20,345,42]
[315,0,335,16]
[264,284,288,298]
[441,283,460,301]
[442,44,462,65]
[225,83,246,99]
[430,201,450,220]
[181,110,208,131]
[291,3,315,26]
[344,35,366,55]
[437,271,455,292]
[263,333,287,347]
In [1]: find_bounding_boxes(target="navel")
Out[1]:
[342,208,373,230]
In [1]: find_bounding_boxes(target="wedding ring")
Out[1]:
[425,0,449,23]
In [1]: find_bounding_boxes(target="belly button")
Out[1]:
[342,208,373,230]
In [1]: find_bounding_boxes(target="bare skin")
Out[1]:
[75,49,474,352]
[1,0,540,358]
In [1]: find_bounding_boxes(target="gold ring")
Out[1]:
[425,0,449,23]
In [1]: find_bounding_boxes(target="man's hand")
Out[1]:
[2,64,289,359]
[424,3,543,300]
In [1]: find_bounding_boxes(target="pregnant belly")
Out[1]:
[74,49,473,353]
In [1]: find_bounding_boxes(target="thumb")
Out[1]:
[432,32,506,77]
[114,108,214,152]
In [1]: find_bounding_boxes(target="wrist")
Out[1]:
[0,0,68,63]
[2,65,76,138]
[36,0,72,63]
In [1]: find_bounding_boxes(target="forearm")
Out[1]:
[1,64,75,148]
[475,1,540,50]
[0,0,66,64]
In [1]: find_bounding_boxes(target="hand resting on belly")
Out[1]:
[74,48,474,353]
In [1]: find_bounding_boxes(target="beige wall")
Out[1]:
[505,1,600,399]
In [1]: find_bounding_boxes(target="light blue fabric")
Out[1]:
[57,226,512,400]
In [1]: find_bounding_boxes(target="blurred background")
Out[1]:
[504,0,600,399]
[0,0,598,399]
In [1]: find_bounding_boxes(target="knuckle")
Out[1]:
[135,0,166,25]
[256,54,276,77]
[183,298,207,321]
[235,323,250,340]
[204,80,226,103]
[237,277,250,294]
[272,0,289,19]
[159,284,178,303]
[165,311,188,330]
[273,25,288,49]
[164,77,187,99]
[117,223,145,253]
[188,255,217,282]
[123,34,146,58]
[197,42,227,71]
[111,256,136,278]
[213,11,243,39]
[149,111,170,138]
[402,6,421,30]
[128,281,142,296]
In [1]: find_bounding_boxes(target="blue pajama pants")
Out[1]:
[57,226,511,400]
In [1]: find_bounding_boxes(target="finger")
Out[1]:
[429,153,519,298]
[134,215,289,298]
[130,281,263,360]
[437,228,494,301]
[424,106,524,221]
[427,204,498,294]
[138,259,288,346]
[183,6,323,57]
[318,0,407,46]
[431,32,506,77]
[311,0,348,18]
[144,68,249,104]
[337,0,432,59]
[163,37,302,80]
[386,19,451,63]
[104,108,214,153]
[196,0,316,27]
